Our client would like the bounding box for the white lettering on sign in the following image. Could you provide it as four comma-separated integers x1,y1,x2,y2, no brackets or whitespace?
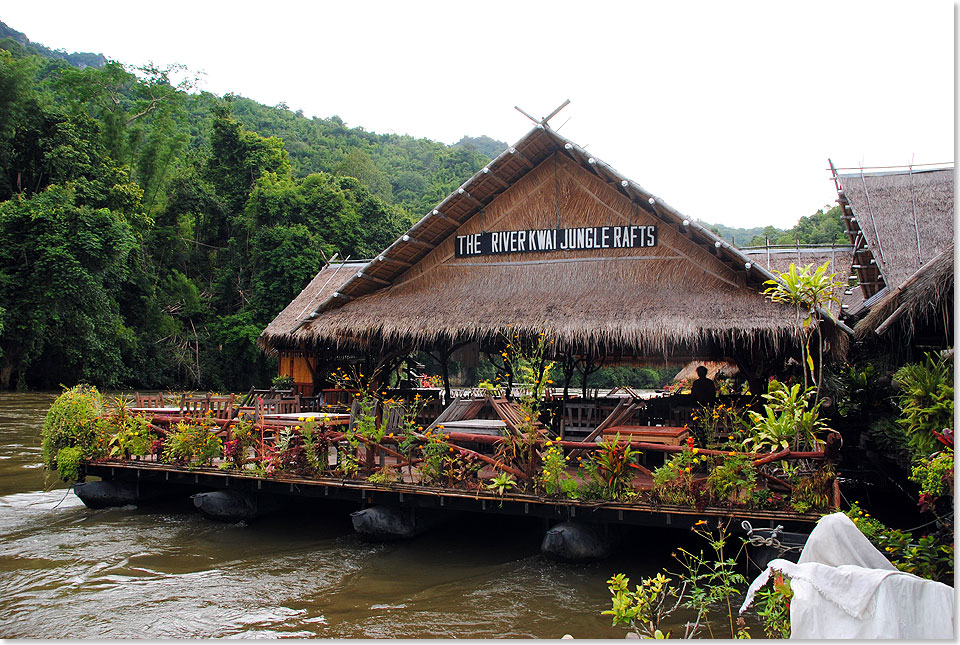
455,225,658,257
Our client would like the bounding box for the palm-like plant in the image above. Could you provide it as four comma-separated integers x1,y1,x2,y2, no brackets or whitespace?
762,262,844,402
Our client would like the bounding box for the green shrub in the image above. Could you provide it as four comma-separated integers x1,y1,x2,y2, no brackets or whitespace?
652,449,700,506
743,379,825,453
41,384,107,474
55,446,84,482
705,452,757,504
271,374,295,389
845,502,953,583
910,450,954,499
162,421,222,466
893,354,954,461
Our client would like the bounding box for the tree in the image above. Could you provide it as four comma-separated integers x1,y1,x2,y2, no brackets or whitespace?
0,182,139,388
332,148,393,203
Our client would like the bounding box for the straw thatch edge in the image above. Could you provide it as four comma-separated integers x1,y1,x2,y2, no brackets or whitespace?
854,241,954,339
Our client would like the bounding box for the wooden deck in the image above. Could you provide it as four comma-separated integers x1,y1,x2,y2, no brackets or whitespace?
82,459,824,532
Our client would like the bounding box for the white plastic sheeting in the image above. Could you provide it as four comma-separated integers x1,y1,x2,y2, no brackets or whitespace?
741,512,954,639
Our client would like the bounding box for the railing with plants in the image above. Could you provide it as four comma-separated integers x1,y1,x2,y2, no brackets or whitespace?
41,341,841,517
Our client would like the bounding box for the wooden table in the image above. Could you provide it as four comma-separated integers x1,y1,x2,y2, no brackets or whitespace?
130,407,181,415
439,419,507,436
262,412,350,426
601,425,690,446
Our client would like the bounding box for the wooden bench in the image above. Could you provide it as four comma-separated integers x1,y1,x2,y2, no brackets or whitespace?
601,425,690,446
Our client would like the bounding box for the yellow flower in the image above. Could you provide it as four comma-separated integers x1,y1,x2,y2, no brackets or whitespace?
728,451,735,456
545,441,553,446
692,448,699,454
298,416,304,422
695,519,708,526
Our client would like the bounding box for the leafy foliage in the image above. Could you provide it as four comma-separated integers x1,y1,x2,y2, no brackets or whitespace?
605,522,751,639
845,502,953,584
752,571,792,638
762,261,844,405
744,379,826,453
893,353,954,461
746,205,847,246
40,384,106,473
0,43,490,391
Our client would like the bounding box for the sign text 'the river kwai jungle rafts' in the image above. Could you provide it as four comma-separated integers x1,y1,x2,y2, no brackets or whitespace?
455,225,658,257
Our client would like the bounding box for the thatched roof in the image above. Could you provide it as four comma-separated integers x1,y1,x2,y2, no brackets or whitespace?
262,260,368,340
836,167,954,294
854,241,954,339
674,360,740,382
740,245,864,316
261,125,851,358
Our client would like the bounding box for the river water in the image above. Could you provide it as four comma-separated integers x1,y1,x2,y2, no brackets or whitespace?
0,392,704,639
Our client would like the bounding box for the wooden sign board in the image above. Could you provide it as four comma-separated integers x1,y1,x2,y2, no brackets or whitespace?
455,225,657,257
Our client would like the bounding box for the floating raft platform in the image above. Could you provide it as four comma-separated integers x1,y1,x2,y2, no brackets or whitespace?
83,460,823,533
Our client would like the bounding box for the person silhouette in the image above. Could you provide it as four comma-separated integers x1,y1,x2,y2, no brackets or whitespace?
691,365,716,405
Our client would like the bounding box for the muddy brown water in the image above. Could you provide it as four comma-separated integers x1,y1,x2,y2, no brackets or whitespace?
0,392,712,639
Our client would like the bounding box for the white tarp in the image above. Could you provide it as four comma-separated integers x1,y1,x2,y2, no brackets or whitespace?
740,512,955,639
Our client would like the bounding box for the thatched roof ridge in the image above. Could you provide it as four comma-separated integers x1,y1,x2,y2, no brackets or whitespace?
853,241,954,339
837,167,954,291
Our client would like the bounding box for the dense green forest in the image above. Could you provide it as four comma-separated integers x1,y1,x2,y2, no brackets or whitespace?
0,23,843,392
700,205,846,247
0,27,504,391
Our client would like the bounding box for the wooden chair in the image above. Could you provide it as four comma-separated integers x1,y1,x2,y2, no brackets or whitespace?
180,397,209,418
377,401,406,468
562,402,600,440
416,397,445,428
207,394,236,420
134,392,165,408
241,387,274,408
258,394,301,416
300,394,325,413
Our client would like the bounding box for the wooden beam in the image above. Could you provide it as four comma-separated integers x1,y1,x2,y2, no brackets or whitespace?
355,271,390,287
508,147,533,170
481,167,509,190
377,255,412,268
400,234,435,250
456,187,483,207
431,209,459,227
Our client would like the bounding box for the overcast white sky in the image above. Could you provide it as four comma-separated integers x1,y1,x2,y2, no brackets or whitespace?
3,1,954,229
